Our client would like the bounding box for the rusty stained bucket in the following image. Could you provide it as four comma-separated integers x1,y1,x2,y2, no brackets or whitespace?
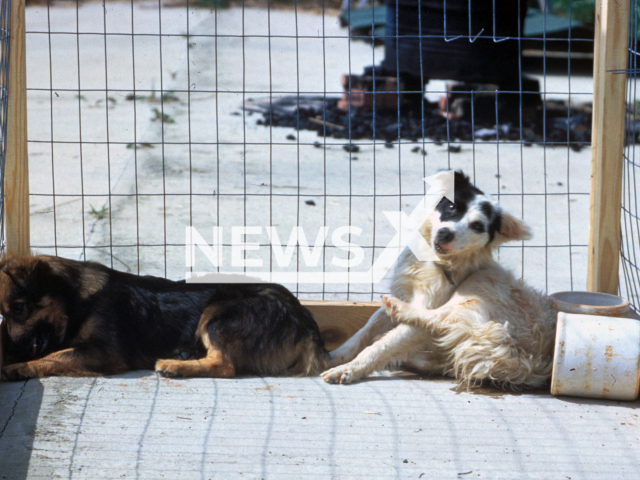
551,312,640,401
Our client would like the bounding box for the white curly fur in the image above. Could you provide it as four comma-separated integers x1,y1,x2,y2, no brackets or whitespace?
321,178,557,390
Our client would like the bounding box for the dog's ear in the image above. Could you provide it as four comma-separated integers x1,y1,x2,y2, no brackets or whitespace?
4,270,28,294
499,212,532,242
0,258,30,294
1,257,48,298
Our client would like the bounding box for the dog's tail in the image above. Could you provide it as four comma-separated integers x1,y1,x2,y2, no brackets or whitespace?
284,303,330,376
287,335,330,376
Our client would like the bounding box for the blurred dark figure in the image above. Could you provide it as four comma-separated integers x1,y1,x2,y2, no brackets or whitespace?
380,0,529,89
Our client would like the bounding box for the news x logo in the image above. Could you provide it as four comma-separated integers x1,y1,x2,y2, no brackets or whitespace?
185,170,454,284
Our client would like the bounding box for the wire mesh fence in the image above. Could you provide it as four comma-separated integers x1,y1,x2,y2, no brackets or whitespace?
621,0,640,313
17,0,625,304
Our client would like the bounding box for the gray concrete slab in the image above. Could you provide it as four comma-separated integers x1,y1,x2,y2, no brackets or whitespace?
1,374,639,479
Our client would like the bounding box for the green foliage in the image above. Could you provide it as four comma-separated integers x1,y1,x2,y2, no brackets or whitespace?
548,0,640,34
125,91,179,103
161,91,180,102
151,108,176,124
548,0,595,24
88,205,108,220
126,143,154,149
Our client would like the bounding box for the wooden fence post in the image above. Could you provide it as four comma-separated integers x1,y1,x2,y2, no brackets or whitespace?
4,0,30,257
587,0,630,294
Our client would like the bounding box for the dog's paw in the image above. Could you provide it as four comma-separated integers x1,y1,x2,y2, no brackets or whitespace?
155,360,182,378
381,295,407,318
321,365,359,385
2,363,34,381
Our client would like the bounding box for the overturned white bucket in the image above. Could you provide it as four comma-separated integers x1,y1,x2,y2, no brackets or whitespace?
551,312,640,401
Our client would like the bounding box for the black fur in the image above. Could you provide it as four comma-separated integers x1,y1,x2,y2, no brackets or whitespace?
487,212,502,243
479,201,493,219
436,171,503,243
0,256,326,378
436,171,483,221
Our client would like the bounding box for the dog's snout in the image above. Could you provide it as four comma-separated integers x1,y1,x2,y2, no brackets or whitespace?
436,228,454,244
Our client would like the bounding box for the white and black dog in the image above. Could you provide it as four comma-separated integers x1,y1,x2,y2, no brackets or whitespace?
322,171,556,389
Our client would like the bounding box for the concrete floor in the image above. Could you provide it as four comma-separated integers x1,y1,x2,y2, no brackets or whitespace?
1,374,639,479
2,3,639,479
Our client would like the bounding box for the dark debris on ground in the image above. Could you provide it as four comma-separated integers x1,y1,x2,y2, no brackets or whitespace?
246,96,594,150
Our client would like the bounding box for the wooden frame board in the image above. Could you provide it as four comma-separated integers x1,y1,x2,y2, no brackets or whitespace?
301,301,378,351
5,0,30,257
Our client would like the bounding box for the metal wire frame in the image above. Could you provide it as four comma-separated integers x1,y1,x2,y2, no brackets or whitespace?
24,0,594,300
620,0,640,313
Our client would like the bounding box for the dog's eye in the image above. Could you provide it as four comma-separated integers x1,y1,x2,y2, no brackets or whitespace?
11,302,25,316
470,221,485,233
447,203,456,212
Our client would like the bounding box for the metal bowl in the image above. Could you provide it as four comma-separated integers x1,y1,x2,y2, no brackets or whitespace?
550,291,631,317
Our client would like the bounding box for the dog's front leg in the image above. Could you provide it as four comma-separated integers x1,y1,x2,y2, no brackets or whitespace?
327,290,427,368
2,347,125,380
322,323,429,384
382,295,457,334
326,306,395,367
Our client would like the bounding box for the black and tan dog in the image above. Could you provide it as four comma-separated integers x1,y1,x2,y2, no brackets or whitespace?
0,255,327,380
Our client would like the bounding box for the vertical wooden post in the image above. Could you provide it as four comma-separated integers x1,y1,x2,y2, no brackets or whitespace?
4,0,30,257
587,0,629,294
